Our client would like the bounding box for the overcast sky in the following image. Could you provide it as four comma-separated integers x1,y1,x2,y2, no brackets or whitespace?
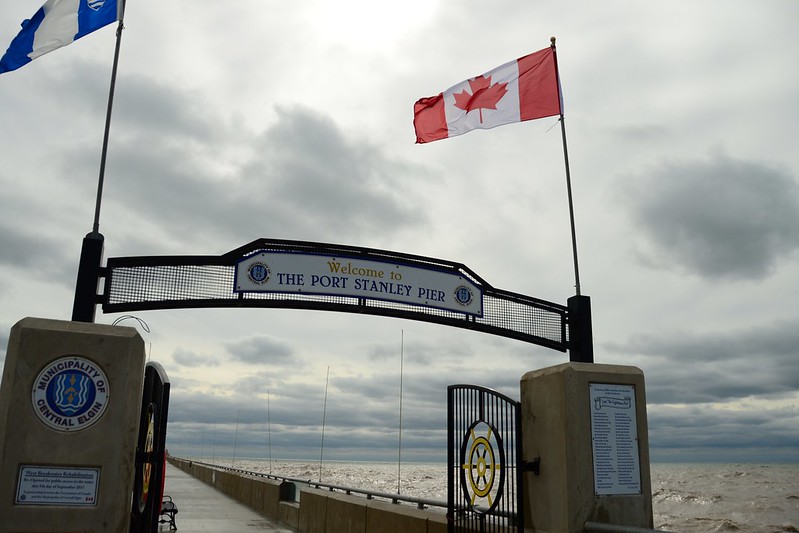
1,1,798,466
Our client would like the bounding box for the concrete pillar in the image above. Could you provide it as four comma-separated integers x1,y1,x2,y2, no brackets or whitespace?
299,487,329,533
365,500,432,533
324,491,367,533
0,317,145,533
520,363,652,532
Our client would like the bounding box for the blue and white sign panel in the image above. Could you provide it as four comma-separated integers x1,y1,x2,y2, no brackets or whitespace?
32,356,109,432
235,251,483,316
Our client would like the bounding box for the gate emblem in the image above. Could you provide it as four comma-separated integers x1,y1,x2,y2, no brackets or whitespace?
460,420,506,510
448,384,522,532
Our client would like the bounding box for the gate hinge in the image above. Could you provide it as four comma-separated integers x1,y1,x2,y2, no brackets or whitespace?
522,456,541,476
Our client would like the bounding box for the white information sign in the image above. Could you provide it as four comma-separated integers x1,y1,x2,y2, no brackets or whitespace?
235,251,483,316
15,466,100,506
589,383,641,495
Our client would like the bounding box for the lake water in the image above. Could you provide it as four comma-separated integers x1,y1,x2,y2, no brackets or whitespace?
218,458,798,532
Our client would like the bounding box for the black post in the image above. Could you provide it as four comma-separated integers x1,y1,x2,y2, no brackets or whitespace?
71,232,104,322
567,294,593,363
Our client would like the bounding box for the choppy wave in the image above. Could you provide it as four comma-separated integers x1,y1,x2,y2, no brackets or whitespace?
651,464,798,532
221,459,798,532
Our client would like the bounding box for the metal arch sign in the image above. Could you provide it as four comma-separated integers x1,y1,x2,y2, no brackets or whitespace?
100,239,571,351
234,251,484,316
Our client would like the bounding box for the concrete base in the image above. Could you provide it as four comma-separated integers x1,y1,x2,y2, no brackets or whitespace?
0,317,145,533
520,363,653,532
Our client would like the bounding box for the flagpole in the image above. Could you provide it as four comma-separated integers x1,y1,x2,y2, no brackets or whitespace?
550,37,581,296
319,366,330,483
551,37,593,363
559,116,581,296
72,5,126,323
397,329,404,495
92,16,125,236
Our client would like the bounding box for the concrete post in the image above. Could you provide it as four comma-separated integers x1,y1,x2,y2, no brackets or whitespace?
520,363,652,532
0,317,145,533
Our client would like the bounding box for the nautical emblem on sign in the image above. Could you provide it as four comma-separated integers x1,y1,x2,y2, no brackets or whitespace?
247,261,271,284
453,285,474,307
87,0,106,11
32,356,109,432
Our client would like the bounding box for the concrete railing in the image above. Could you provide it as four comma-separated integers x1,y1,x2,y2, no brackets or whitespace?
187,460,448,511
584,522,675,533
167,457,447,533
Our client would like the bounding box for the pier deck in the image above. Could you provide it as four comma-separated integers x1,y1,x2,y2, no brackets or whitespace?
159,462,295,532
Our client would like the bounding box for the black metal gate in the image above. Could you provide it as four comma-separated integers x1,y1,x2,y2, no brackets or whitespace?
130,362,171,533
447,385,523,533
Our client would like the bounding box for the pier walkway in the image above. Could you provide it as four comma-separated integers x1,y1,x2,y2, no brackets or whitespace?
159,462,296,532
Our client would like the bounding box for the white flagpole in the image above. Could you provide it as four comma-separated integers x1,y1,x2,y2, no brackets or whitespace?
232,409,240,468
319,366,330,483
267,390,273,474
397,330,404,495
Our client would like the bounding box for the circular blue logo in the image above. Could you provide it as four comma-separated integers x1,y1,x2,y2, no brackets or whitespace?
32,356,109,432
454,285,474,306
247,261,271,284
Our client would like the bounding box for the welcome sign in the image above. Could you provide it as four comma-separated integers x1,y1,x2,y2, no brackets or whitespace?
234,251,483,316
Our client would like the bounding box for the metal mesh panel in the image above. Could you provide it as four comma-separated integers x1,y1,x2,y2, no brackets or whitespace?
103,240,568,351
107,265,234,303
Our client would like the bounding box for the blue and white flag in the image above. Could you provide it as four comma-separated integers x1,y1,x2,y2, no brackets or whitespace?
1,0,121,74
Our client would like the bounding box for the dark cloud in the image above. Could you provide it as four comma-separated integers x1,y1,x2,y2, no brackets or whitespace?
605,320,799,404
622,153,799,280
230,371,285,397
0,225,77,291
0,179,81,288
113,72,224,143
649,406,799,447
225,335,294,365
0,220,61,270
164,374,451,461
238,105,430,241
87,86,431,253
0,67,432,258
172,348,221,368
611,320,799,363
26,61,224,145
366,336,469,366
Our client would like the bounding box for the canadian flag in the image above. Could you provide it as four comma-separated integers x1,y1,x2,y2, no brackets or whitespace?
413,47,561,143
